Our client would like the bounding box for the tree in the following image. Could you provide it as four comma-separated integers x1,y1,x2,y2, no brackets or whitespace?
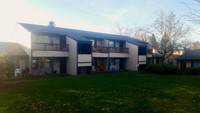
190,41,200,49
150,11,190,62
0,52,15,79
113,23,151,41
184,0,200,23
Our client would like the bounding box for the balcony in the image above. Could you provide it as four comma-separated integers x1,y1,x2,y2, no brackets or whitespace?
32,43,69,51
147,49,153,58
92,46,128,58
32,43,69,57
92,46,109,53
109,47,128,53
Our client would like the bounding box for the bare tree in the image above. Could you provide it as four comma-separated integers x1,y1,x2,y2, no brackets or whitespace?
190,41,200,49
150,11,191,62
184,0,200,23
113,23,134,37
113,23,151,41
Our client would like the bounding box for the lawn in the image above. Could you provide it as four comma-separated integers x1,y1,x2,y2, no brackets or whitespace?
0,71,200,113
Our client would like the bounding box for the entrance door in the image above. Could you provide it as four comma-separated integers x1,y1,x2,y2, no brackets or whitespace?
60,57,66,74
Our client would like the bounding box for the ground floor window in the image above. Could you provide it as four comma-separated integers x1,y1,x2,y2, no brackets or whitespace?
138,64,146,71
32,57,51,75
78,66,91,75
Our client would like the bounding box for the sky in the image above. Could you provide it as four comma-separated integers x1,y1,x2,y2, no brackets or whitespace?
0,0,199,42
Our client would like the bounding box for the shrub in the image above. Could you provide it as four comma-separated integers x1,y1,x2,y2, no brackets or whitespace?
0,53,15,79
146,64,179,74
184,67,200,75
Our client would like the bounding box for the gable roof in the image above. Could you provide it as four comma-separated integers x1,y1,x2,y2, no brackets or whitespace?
153,53,163,58
176,49,200,60
19,23,148,46
0,42,27,56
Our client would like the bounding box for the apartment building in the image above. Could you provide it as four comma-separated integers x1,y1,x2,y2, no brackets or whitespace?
13,23,149,75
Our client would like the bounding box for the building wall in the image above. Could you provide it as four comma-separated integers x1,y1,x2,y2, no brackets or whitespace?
32,51,69,57
109,53,128,58
78,54,92,67
138,55,147,65
67,37,77,75
78,54,92,62
126,42,138,71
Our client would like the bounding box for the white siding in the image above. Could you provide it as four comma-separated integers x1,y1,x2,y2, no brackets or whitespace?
139,55,146,62
139,62,146,65
126,42,138,71
92,53,108,57
78,54,92,62
109,53,128,58
32,51,69,57
78,63,92,67
67,37,77,75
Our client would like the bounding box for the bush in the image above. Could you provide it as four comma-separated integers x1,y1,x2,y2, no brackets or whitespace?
146,64,179,74
0,53,15,79
184,67,200,75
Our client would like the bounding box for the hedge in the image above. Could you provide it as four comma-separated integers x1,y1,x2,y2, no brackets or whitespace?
184,67,200,75
145,64,179,74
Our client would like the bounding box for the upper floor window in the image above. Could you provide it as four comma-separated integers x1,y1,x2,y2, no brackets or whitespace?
78,42,92,54
48,36,54,44
109,41,115,47
91,40,97,46
138,46,147,55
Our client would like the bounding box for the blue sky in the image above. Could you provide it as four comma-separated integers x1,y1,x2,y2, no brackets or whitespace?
0,0,199,42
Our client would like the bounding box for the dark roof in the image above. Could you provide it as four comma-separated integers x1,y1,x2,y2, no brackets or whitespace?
176,49,200,60
152,53,163,58
0,42,27,56
19,23,148,46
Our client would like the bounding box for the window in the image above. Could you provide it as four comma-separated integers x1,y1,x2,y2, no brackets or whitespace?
91,40,97,46
33,35,44,43
78,67,91,74
78,42,92,54
109,41,115,47
138,46,147,55
49,36,54,44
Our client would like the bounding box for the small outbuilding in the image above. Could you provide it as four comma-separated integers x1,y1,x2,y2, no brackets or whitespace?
0,42,28,75
176,49,200,70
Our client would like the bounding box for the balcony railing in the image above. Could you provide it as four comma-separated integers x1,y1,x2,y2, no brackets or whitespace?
32,43,69,51
92,46,128,53
92,46,109,53
109,47,128,53
147,49,153,54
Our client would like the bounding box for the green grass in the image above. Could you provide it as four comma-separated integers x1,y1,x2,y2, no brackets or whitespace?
0,71,200,113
